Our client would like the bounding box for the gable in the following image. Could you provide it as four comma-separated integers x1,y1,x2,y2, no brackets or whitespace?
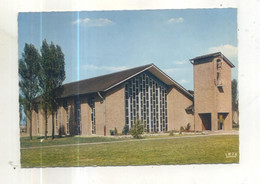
60,64,193,99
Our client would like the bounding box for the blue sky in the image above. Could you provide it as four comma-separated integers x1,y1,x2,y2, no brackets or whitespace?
18,9,237,90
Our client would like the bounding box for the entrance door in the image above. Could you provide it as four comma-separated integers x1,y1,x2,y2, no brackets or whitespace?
199,113,211,130
218,113,228,130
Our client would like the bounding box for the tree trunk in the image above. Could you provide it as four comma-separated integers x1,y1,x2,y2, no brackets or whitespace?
44,107,48,140
52,111,55,139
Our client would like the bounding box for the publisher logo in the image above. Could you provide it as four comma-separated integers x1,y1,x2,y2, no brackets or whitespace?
225,152,238,158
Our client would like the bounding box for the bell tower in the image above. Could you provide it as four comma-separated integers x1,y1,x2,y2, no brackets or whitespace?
190,52,235,131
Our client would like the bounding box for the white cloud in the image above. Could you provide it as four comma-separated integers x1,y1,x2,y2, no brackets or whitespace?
179,79,189,84
208,44,238,59
83,64,129,72
167,17,184,23
72,18,114,27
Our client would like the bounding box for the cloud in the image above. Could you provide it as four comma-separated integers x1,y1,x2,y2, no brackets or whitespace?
167,17,184,23
179,79,189,84
208,44,238,59
174,60,187,65
83,64,129,72
72,18,114,27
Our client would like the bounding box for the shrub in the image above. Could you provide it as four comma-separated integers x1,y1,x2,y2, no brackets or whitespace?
232,121,239,128
169,130,174,136
185,123,191,131
122,125,129,135
130,120,144,139
110,129,114,136
114,127,118,135
179,126,185,134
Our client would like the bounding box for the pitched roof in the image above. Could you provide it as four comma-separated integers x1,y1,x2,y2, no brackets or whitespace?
61,64,193,99
190,52,235,68
61,64,153,98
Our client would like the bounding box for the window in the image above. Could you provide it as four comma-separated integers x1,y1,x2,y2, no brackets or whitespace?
76,97,81,135
90,97,96,134
125,72,168,132
66,106,70,135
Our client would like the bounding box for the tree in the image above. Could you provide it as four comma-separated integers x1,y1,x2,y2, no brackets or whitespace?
19,43,41,140
130,120,144,139
19,94,28,130
122,124,129,135
19,94,24,126
39,39,65,139
232,79,238,112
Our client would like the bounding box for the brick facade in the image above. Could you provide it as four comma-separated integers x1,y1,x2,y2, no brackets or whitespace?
167,86,194,131
193,54,234,131
27,53,234,136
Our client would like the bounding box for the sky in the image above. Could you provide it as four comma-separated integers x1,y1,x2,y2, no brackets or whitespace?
18,9,237,91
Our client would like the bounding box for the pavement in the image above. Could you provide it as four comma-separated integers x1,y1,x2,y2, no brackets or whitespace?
21,130,239,150
201,130,239,135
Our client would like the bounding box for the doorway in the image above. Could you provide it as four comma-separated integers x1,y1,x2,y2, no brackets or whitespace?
218,113,228,130
199,113,212,130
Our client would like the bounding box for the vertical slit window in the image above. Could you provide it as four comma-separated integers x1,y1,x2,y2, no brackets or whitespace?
124,72,168,132
91,97,96,134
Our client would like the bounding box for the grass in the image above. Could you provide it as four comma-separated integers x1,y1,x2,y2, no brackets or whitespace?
20,133,198,148
20,135,239,167
20,136,129,148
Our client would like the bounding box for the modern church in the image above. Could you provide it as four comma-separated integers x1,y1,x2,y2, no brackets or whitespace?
28,52,235,136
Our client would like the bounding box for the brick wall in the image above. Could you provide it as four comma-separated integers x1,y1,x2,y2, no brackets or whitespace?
167,86,194,131
193,56,233,131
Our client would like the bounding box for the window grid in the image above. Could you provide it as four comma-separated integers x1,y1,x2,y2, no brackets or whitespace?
125,72,168,132
76,97,81,135
90,97,96,134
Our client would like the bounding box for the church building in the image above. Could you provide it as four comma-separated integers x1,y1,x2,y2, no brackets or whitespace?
28,52,234,136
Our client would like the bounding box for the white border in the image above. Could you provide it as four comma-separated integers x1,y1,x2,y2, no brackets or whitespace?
1,0,260,183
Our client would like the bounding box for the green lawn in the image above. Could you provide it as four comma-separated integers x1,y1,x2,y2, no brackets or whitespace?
20,136,129,148
20,135,239,167
20,133,196,148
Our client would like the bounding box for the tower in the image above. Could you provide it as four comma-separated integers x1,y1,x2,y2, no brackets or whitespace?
190,52,235,131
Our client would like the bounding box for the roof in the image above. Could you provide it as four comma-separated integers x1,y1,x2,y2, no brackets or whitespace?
61,64,193,99
61,64,152,98
190,52,235,68
188,90,194,95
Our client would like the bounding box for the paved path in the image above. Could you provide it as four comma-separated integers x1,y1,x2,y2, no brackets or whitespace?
21,132,238,150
